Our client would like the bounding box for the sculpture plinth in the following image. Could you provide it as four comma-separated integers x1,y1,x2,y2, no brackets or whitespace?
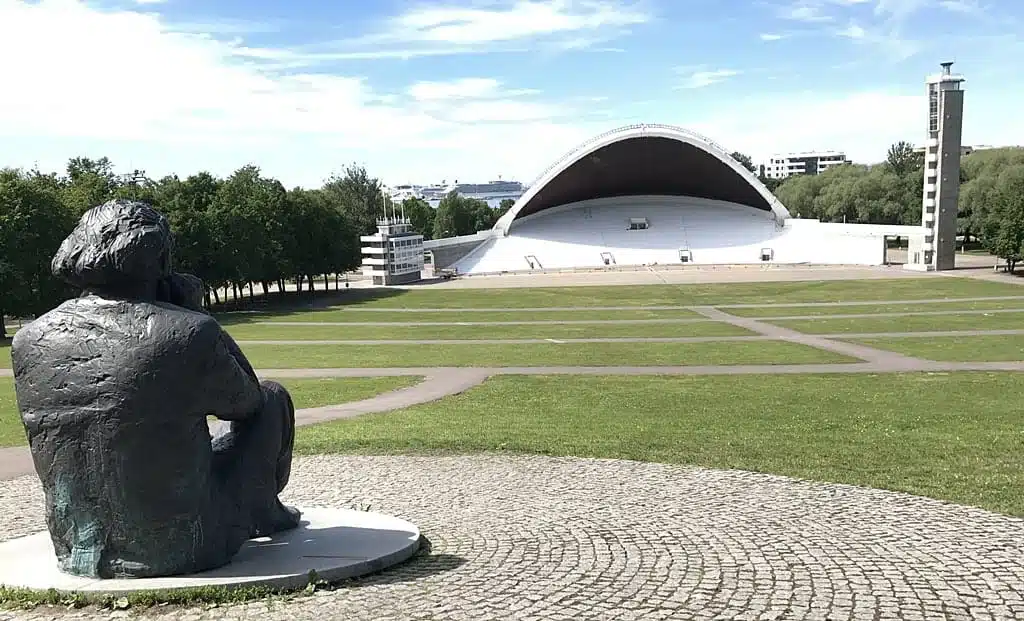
0,508,420,594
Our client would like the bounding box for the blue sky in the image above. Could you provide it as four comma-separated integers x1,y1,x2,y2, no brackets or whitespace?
0,0,1021,188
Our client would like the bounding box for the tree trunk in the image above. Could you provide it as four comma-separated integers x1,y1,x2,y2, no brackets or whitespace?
261,281,269,295
248,282,254,299
232,282,239,300
335,273,339,290
0,313,6,340
308,275,315,292
211,288,221,304
323,273,329,290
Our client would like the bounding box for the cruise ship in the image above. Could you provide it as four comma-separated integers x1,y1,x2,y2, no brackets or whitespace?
388,178,526,206
454,179,524,197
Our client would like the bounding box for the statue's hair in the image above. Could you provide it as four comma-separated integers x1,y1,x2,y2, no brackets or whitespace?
52,200,173,289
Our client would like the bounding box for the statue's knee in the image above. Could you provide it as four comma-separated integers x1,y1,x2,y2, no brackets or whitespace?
259,380,295,416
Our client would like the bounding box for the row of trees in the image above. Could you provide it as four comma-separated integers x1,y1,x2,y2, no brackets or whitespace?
3,142,1023,336
0,157,509,337
731,143,1024,264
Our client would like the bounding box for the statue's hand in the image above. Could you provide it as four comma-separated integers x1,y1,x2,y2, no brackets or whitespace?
163,273,207,313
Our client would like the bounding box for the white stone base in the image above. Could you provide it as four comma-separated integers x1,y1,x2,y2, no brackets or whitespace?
902,262,935,272
0,507,419,594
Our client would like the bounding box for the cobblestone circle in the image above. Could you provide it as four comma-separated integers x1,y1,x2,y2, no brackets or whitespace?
2,455,1023,621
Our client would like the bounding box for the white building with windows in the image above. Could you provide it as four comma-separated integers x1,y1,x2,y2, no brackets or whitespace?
360,218,425,286
761,151,851,180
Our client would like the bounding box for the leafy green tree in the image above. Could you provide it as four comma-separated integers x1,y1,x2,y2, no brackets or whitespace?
759,175,782,192
322,164,385,236
497,198,515,217
432,191,504,238
959,148,1024,244
982,164,1024,270
730,152,757,173
886,141,922,176
62,157,118,215
402,197,435,240
0,169,75,336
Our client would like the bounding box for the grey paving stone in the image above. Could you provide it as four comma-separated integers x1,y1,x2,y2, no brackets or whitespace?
1,455,1022,620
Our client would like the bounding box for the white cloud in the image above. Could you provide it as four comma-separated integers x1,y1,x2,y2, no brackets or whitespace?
778,3,834,22
1,0,1018,193
676,69,741,90
408,78,539,102
760,33,786,41
335,0,650,57
133,0,167,4
837,23,867,38
688,86,1024,167
692,91,923,163
938,0,984,14
0,0,608,187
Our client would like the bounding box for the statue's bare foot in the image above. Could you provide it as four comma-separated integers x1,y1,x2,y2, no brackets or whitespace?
253,502,302,536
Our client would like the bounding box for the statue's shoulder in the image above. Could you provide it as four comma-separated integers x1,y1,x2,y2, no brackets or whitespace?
11,298,82,349
170,306,228,345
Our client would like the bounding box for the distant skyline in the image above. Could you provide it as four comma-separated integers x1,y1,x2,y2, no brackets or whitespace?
1,0,1022,188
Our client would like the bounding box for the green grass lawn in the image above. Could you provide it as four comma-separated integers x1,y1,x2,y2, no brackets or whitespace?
0,342,8,369
238,340,853,369
0,378,18,447
295,372,1024,516
0,376,420,448
226,320,750,341
219,308,703,325
728,298,1024,317
848,335,1024,361
218,278,1024,313
771,311,1024,335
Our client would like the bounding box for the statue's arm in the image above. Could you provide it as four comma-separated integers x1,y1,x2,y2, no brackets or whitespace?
197,322,263,421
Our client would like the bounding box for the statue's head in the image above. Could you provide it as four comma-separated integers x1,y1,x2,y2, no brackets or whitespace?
52,200,173,295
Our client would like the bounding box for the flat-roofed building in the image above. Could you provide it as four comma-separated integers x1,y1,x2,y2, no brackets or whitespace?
360,218,425,286
761,151,851,180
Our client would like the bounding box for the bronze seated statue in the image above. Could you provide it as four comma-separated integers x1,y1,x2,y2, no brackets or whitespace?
11,200,300,579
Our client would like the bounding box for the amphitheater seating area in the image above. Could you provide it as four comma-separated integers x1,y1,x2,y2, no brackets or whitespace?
452,196,896,275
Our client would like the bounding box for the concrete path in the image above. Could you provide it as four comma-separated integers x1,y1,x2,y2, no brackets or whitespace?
691,307,928,367
255,318,713,326
231,328,1024,346
253,306,1024,327
292,369,489,426
315,295,1024,312
763,307,1024,321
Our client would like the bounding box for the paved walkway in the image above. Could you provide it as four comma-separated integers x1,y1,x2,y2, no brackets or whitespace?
314,295,1024,312
3,455,1023,621
693,307,925,367
253,305,1024,327
230,328,1024,345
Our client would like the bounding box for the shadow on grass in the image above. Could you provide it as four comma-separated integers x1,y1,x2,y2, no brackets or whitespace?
212,288,409,326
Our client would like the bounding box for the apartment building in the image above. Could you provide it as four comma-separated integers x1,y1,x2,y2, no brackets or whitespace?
761,151,851,180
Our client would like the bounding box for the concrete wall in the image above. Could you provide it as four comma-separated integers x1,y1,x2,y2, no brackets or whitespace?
424,234,492,269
